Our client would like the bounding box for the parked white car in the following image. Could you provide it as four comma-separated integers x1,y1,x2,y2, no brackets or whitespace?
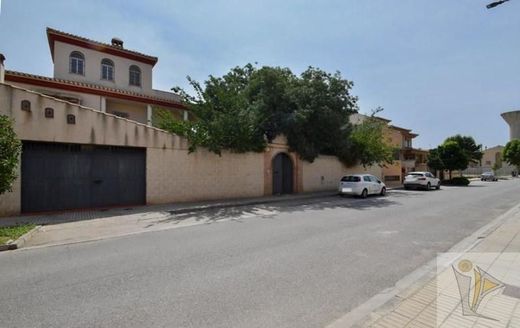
338,174,386,198
404,171,441,190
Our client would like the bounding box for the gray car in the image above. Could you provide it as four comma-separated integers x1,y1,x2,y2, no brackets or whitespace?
481,172,498,181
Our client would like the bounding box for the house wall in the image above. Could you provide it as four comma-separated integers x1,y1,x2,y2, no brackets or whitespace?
53,41,154,93
0,83,366,217
302,155,382,192
106,99,147,124
8,82,103,109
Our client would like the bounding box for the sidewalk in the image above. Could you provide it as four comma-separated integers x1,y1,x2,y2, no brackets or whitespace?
2,190,339,248
352,203,520,328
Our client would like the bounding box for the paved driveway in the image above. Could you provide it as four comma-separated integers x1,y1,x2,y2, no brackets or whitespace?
1,180,519,328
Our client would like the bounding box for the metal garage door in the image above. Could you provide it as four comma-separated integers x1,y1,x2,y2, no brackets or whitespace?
21,142,146,213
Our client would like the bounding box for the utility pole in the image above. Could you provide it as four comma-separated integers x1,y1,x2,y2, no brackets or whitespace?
486,0,511,9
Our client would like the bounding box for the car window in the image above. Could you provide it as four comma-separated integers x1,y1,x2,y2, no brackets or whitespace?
341,176,361,182
409,173,424,177
370,176,379,182
363,176,371,182
426,173,433,178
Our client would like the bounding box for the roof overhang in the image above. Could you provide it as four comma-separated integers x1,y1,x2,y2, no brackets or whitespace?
47,27,158,66
5,71,185,110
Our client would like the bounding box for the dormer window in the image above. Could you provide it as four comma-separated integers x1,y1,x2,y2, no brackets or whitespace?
129,65,141,86
101,59,114,81
69,51,85,75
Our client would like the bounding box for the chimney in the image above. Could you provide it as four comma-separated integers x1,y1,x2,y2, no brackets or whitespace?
0,53,5,84
111,38,124,48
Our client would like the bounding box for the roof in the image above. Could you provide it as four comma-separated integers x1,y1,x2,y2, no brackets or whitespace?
389,124,419,138
5,70,185,110
46,27,158,66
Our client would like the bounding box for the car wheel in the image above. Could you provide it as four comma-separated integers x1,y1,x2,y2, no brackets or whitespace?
426,182,431,191
361,189,368,198
404,185,411,190
380,187,386,196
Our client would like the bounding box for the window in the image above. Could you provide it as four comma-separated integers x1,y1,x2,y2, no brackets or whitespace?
129,65,141,86
101,59,114,81
69,51,85,75
341,176,361,182
363,176,371,182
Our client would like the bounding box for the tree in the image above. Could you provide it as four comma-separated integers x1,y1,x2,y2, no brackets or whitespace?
0,115,22,194
438,141,469,179
162,64,366,166
444,135,483,165
427,148,444,178
284,67,358,163
347,114,395,168
503,139,520,169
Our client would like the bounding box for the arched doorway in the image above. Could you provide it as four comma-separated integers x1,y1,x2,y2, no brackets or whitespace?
272,152,293,195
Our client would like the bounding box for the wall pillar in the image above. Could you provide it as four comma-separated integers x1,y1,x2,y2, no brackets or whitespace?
147,104,153,126
0,54,5,84
100,96,106,112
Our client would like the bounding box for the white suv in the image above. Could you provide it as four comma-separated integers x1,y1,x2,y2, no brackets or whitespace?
404,171,441,190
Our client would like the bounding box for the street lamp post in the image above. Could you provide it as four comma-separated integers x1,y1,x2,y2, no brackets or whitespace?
486,0,511,9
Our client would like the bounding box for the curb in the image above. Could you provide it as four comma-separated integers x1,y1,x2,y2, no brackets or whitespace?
0,225,42,252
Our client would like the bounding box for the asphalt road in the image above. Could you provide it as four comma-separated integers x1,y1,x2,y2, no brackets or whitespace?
1,179,520,328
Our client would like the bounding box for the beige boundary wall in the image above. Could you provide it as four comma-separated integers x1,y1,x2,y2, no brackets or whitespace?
0,83,371,216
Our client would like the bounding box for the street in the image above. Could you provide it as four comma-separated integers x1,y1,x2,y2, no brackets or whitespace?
1,180,520,328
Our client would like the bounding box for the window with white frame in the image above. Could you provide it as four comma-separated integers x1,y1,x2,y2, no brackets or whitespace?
101,58,114,81
129,65,141,86
69,51,85,75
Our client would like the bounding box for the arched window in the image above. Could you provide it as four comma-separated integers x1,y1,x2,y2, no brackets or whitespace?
101,59,114,81
129,65,141,86
69,51,85,75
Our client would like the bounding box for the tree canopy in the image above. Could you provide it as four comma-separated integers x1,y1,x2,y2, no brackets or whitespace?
503,139,520,168
427,135,478,179
157,64,393,168
444,135,482,165
0,115,22,194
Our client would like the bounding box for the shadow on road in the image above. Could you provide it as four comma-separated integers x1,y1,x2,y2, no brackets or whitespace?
151,190,430,226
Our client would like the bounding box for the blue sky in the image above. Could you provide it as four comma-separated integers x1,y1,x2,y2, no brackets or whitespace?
0,0,519,149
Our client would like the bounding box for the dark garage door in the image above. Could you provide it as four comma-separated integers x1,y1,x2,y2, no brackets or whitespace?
21,142,146,213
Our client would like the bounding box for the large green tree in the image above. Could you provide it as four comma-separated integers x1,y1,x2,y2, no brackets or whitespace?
437,141,469,179
503,139,520,169
0,115,22,194
444,135,483,165
159,64,390,167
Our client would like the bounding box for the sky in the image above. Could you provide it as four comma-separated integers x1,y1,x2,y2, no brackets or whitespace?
0,0,519,149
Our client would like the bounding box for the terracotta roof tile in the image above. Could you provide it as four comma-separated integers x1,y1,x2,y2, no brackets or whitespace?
47,27,158,65
5,70,185,109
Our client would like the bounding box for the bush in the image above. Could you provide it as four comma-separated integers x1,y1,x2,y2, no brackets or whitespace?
442,177,470,186
0,115,22,194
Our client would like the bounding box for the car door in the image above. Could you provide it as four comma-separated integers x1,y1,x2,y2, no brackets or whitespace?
369,175,381,194
426,172,438,185
363,176,373,194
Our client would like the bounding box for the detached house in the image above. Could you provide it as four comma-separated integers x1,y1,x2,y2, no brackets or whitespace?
6,28,187,124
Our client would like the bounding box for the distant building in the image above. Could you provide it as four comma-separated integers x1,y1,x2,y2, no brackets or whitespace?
502,110,520,141
350,113,427,186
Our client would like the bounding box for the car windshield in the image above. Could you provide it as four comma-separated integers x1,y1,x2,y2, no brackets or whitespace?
341,176,361,182
407,173,424,177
